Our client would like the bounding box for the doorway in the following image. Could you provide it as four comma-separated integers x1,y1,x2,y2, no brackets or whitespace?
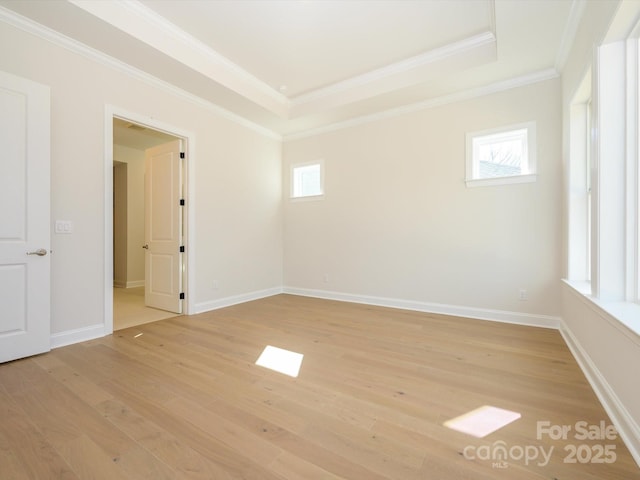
111,116,187,331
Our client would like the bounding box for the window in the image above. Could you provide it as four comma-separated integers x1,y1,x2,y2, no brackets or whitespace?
566,31,640,327
465,122,536,187
567,72,592,287
291,160,324,199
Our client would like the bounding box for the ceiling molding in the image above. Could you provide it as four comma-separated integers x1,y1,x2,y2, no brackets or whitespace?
0,6,281,140
1,1,568,143
284,68,559,142
68,0,498,120
289,31,497,118
554,0,587,72
68,0,291,117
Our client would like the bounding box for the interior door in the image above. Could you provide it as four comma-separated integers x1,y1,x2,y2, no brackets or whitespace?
0,71,50,363
144,139,183,313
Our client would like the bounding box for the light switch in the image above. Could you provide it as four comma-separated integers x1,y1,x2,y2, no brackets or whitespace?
55,220,73,234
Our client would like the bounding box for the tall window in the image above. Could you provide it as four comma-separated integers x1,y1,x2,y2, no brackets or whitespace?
568,74,592,286
570,35,640,311
465,122,536,187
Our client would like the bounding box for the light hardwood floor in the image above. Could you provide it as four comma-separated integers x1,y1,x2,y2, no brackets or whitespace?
1,294,638,479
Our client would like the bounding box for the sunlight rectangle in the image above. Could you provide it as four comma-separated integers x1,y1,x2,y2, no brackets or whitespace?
255,345,303,377
444,405,521,438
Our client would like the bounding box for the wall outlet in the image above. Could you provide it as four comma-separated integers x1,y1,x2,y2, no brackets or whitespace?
213,281,220,290
323,273,329,283
518,289,528,301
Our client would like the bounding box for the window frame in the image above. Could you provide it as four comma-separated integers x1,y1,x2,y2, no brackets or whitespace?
567,74,592,288
465,122,537,188
290,159,324,201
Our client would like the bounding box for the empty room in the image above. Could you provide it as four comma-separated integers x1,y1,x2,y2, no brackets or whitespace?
1,0,639,478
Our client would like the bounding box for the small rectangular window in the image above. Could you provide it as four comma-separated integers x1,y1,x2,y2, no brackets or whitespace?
466,122,536,187
291,160,324,199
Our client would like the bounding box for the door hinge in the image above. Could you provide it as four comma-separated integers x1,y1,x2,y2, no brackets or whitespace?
179,198,185,206
179,245,185,253
180,152,185,159
179,292,185,300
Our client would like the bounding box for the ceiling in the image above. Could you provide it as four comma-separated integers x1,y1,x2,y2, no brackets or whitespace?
0,0,579,138
113,117,177,150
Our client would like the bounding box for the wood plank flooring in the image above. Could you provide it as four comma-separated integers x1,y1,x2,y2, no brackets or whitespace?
1,294,639,479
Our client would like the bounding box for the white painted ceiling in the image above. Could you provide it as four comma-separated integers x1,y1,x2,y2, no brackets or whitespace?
113,117,177,150
0,0,578,138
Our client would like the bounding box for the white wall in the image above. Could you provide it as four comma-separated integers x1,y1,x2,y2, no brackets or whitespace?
283,78,562,322
560,0,640,461
113,144,145,287
0,20,283,336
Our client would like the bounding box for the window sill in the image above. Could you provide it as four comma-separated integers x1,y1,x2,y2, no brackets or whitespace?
290,194,324,202
466,173,537,188
563,279,640,338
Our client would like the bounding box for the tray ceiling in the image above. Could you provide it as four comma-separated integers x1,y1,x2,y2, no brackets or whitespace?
0,0,577,137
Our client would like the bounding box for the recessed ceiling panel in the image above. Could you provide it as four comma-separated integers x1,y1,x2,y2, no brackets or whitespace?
139,0,493,97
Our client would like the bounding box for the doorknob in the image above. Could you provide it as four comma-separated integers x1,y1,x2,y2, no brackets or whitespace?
26,248,47,256
142,244,149,249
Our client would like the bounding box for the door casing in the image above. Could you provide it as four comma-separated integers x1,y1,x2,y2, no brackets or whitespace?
104,105,196,334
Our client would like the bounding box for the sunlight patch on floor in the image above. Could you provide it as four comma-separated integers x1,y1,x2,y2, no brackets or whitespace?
444,405,521,438
256,345,304,377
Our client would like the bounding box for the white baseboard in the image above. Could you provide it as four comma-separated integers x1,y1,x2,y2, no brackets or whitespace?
559,319,640,467
283,286,561,329
113,280,144,288
50,323,106,349
194,287,283,314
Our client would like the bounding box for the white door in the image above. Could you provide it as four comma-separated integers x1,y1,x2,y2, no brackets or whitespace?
144,139,183,313
0,71,50,363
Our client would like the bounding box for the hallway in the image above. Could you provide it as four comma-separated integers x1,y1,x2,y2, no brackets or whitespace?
113,286,179,330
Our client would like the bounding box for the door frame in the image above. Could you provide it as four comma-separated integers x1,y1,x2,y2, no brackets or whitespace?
104,105,196,334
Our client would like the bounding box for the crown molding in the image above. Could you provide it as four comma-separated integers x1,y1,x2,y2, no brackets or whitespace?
1,1,556,144
284,68,559,141
70,0,499,121
291,31,496,107
0,6,281,140
555,0,587,72
68,0,291,118
290,31,497,118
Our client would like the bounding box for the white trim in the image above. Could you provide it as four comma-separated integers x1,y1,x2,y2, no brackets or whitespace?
68,0,289,118
125,280,145,288
290,159,324,199
559,319,640,467
284,69,559,142
563,279,640,345
104,114,114,335
283,287,561,329
104,105,198,334
0,4,557,144
625,37,639,302
465,121,537,188
50,324,105,349
465,174,537,188
290,31,496,108
0,5,280,140
194,287,283,314
555,0,587,72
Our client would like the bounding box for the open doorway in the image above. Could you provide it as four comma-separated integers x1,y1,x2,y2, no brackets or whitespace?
112,117,185,330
